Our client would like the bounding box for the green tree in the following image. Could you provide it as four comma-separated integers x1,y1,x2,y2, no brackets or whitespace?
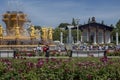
53,28,61,41
101,20,104,24
53,27,69,43
71,30,77,43
116,19,120,42
88,18,91,23
34,25,41,30
71,29,81,43
110,24,114,27
116,20,120,32
111,20,120,43
58,23,70,28
62,29,68,43
72,18,76,26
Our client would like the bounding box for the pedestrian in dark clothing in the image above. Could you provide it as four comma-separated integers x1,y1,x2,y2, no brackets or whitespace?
104,50,107,58
13,50,16,58
45,45,49,57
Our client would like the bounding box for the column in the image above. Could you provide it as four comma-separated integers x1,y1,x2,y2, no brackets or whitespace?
109,36,111,43
60,32,63,44
111,35,113,43
116,32,118,45
87,32,89,41
96,27,98,43
94,32,96,44
68,26,73,44
81,32,83,42
103,29,106,44
102,31,104,44
77,25,79,43
87,27,90,41
67,25,74,50
108,31,111,43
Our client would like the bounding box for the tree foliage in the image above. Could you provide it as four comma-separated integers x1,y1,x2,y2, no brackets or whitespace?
116,19,120,32
71,29,81,43
62,29,68,43
53,28,69,43
53,28,61,41
88,18,91,23
34,25,41,30
111,19,120,43
101,20,104,24
58,23,70,28
72,18,76,26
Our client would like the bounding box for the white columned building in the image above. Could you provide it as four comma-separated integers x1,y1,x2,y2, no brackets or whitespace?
72,17,114,44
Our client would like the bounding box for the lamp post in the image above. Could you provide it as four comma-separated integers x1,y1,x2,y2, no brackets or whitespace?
75,19,80,43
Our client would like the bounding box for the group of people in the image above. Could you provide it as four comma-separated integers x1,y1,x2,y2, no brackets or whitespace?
34,45,50,57
72,45,115,51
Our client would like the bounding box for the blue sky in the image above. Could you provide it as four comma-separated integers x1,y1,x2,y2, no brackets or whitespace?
0,0,120,28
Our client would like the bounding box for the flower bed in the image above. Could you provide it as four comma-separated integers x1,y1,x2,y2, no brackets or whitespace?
0,57,120,80
107,50,120,56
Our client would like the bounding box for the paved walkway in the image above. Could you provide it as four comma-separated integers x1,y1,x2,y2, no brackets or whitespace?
22,56,120,58
23,56,69,58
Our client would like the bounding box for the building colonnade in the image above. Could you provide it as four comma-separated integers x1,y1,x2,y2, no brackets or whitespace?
80,27,111,44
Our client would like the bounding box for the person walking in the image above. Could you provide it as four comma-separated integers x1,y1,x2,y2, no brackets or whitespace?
44,45,49,58
36,45,42,56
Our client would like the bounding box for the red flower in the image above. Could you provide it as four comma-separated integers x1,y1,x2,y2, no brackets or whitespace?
87,74,93,80
36,60,44,68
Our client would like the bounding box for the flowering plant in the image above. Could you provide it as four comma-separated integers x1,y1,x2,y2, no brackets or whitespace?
0,57,120,80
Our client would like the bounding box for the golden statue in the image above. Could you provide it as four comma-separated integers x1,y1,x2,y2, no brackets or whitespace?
42,27,48,41
49,27,53,40
0,25,3,39
15,26,20,38
30,25,35,38
35,29,39,38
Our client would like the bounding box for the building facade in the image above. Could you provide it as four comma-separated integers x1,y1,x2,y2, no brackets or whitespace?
72,17,114,44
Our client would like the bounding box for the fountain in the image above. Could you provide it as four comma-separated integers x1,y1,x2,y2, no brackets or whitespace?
0,11,54,49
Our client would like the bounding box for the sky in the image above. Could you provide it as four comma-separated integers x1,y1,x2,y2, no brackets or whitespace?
0,0,120,28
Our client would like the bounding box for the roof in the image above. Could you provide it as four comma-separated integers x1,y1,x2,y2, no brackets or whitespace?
72,22,114,31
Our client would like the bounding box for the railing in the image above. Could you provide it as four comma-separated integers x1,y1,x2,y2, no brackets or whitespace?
72,50,105,57
0,49,105,57
0,50,14,57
